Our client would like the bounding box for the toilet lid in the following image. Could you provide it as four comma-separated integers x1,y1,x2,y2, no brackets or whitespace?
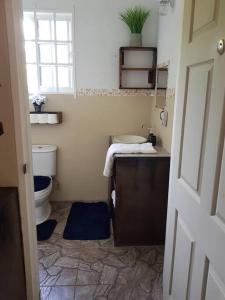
34,176,51,192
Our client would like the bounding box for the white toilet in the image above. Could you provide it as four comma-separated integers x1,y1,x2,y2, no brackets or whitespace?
32,145,57,225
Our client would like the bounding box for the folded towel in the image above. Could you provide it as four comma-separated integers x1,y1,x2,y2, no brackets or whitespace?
103,143,157,177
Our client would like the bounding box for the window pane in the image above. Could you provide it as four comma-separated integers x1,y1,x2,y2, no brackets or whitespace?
57,43,72,64
37,13,55,40
26,64,38,94
56,20,68,41
24,11,74,94
58,66,72,88
25,41,36,63
39,43,56,64
23,12,35,40
56,13,72,41
40,66,56,91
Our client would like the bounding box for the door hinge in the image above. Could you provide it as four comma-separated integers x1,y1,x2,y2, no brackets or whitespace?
23,164,27,174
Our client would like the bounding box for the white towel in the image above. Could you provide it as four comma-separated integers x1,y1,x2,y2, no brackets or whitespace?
111,190,116,207
103,143,157,177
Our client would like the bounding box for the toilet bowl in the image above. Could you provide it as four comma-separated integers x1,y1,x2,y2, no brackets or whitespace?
32,145,57,225
34,176,53,225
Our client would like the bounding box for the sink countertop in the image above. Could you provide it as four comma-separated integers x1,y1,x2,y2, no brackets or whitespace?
114,146,170,158
112,135,147,144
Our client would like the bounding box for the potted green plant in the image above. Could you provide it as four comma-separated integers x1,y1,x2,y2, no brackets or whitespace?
120,6,150,47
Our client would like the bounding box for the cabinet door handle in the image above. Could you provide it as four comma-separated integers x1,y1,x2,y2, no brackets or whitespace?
0,122,4,136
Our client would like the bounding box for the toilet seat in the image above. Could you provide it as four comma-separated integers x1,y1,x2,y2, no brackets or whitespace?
34,176,51,192
34,176,52,200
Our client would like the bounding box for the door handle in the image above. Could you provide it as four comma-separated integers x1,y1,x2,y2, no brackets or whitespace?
217,39,225,55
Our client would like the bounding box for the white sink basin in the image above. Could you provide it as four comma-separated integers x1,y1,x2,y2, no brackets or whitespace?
112,135,147,144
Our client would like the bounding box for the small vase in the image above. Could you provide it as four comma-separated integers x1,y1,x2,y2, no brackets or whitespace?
130,33,142,47
33,103,43,113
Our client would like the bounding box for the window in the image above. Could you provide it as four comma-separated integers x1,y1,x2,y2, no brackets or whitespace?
23,11,74,94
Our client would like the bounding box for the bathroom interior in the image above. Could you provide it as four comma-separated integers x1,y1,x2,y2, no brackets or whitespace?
26,0,182,299
1,0,184,299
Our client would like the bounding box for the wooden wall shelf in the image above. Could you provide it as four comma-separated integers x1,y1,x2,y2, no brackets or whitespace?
119,47,157,90
30,111,62,125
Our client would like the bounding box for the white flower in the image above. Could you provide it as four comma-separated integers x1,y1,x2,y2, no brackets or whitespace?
30,94,47,105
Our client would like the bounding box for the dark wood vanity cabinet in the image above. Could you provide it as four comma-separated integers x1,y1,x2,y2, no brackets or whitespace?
110,154,170,246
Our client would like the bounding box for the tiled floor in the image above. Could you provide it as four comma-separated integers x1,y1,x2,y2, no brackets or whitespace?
38,202,164,300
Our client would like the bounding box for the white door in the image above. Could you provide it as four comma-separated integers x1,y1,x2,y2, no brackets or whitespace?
163,1,225,299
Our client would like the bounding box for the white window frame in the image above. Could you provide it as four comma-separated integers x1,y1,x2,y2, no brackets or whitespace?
24,9,76,95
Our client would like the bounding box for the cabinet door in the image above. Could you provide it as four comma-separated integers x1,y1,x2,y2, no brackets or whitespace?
0,188,27,299
114,157,170,246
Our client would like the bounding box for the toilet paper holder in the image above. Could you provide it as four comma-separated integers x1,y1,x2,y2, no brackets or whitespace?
30,112,62,125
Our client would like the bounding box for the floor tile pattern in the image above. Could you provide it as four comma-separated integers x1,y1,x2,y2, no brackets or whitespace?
38,202,164,300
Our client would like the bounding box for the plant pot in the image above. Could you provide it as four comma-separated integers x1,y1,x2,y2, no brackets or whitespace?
33,103,43,112
130,33,142,47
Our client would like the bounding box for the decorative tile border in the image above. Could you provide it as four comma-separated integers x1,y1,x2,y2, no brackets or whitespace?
77,88,175,98
155,88,175,97
77,88,156,97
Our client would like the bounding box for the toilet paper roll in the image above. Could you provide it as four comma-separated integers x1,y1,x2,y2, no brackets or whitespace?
30,113,39,124
38,114,48,124
48,114,58,124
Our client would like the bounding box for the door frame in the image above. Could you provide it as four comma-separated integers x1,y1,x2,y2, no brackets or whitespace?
4,0,39,299
163,1,185,297
3,0,193,298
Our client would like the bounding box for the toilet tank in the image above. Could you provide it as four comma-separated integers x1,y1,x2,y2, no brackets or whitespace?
32,145,57,176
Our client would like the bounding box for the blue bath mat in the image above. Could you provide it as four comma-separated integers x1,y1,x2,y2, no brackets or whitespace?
37,219,57,241
63,202,110,240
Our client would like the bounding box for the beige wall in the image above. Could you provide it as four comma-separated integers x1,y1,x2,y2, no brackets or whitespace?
24,0,158,202
25,0,183,201
31,95,152,201
0,0,18,186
